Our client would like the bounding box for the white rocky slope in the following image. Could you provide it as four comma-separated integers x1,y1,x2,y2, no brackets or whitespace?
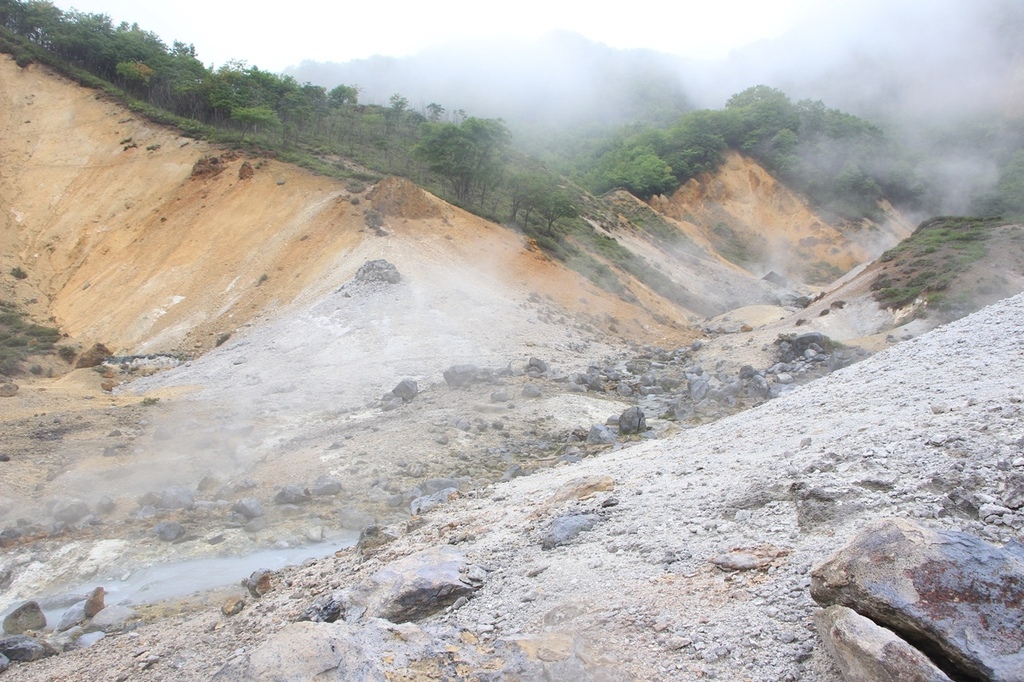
7,293,1024,680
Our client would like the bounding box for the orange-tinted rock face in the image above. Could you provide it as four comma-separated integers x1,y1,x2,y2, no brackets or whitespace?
647,151,902,284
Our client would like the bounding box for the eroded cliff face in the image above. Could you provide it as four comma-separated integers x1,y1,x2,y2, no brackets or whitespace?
647,151,912,285
0,58,696,356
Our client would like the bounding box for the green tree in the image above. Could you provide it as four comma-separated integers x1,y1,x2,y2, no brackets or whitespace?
414,117,511,205
328,84,358,107
589,143,676,198
232,105,280,137
426,102,444,122
534,188,577,232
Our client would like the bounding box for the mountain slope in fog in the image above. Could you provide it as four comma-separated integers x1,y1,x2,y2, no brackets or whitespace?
3,57,886,362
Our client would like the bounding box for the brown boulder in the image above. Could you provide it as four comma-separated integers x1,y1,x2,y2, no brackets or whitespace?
75,343,111,368
84,586,105,618
355,546,480,623
811,518,1024,681
2,602,45,635
816,605,952,682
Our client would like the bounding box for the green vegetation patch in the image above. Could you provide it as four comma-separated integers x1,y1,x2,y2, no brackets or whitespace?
0,300,62,375
871,216,1002,309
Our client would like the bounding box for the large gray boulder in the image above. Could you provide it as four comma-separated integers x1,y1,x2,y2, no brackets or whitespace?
52,499,90,523
816,605,952,682
352,547,481,623
811,518,1024,681
84,605,138,633
0,634,56,661
617,407,646,435
542,514,600,550
2,601,45,635
212,621,387,681
391,379,418,401
157,486,195,510
585,424,616,445
232,498,265,519
443,364,479,388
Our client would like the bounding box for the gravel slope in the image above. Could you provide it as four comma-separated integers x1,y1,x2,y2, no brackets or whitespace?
8,293,1023,680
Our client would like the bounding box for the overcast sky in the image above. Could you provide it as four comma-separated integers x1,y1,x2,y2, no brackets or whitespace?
49,0,833,72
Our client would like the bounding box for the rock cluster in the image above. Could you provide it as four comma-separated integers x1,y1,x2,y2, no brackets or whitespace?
812,517,1024,681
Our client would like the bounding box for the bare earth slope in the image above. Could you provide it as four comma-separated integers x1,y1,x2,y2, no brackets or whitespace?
648,151,913,284
0,58,692,358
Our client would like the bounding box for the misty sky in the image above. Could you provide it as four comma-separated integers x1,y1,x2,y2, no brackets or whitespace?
50,0,830,72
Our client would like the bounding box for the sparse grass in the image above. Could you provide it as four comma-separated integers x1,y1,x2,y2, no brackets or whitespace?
710,222,767,270
141,396,160,406
0,300,61,375
871,216,1001,309
803,260,845,285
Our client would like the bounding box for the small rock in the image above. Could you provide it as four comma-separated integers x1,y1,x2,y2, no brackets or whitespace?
360,546,479,623
299,595,343,623
84,587,105,619
521,384,542,398
392,379,418,401
243,569,273,598
501,464,524,482
221,596,246,617
243,517,268,533
586,424,616,445
352,259,401,284
708,544,778,569
443,364,479,388
527,357,549,374
157,486,194,510
550,476,615,503
274,485,311,505
74,344,111,369
0,384,18,398
310,476,342,497
541,514,600,550
232,498,265,519
154,521,184,542
410,488,458,515
356,524,398,555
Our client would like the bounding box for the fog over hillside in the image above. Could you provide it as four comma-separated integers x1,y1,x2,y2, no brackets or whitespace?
289,31,691,129
290,0,1024,123
287,0,1024,214
686,0,1024,120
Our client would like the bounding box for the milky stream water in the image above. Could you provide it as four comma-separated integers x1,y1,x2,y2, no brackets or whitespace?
32,532,358,629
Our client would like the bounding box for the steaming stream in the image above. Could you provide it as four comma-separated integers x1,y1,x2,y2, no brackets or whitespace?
34,532,358,628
